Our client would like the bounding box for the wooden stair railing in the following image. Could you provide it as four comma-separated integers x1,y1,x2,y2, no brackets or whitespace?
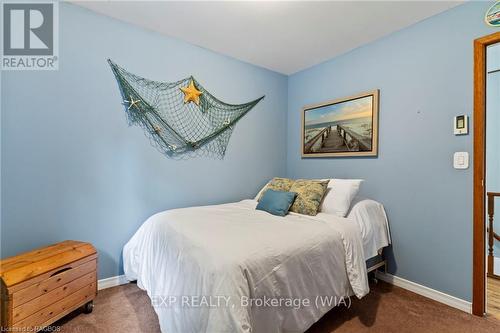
488,192,500,279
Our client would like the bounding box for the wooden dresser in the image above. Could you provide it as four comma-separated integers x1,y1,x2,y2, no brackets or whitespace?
0,240,97,331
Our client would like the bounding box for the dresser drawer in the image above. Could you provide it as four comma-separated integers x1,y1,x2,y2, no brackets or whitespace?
13,282,96,330
12,259,96,308
13,270,96,323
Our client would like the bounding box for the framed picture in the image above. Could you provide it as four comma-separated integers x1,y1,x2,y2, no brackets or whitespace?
301,90,379,158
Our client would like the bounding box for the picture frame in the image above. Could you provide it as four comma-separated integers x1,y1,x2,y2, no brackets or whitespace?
301,90,379,158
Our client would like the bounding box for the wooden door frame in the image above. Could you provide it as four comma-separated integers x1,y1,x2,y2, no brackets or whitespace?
473,32,500,316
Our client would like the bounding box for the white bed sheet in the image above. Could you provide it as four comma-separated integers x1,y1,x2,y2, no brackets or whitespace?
123,199,369,333
347,198,391,259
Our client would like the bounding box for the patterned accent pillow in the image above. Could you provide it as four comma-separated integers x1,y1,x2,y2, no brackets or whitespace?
289,179,329,216
257,177,295,201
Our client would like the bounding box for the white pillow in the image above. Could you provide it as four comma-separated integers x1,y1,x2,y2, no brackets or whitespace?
320,179,363,217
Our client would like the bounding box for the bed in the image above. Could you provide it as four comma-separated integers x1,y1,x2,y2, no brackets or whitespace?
123,197,390,333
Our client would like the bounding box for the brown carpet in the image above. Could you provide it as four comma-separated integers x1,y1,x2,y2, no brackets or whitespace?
55,281,500,333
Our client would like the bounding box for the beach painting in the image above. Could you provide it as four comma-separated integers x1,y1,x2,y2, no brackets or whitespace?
301,90,379,157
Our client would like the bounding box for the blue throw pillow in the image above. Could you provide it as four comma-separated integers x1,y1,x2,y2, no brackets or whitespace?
256,189,297,217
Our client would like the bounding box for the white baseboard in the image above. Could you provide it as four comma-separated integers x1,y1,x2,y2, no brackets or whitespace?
375,271,472,314
98,274,129,290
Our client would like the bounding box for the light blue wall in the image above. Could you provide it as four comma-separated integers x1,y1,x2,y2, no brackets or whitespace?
0,3,288,279
487,43,500,257
286,2,497,301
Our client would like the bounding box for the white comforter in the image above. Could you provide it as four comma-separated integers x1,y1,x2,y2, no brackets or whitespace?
123,200,369,333
348,198,391,259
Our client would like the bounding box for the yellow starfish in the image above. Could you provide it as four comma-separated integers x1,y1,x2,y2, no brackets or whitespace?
180,80,202,105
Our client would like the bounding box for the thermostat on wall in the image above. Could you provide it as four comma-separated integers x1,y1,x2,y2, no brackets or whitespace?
454,115,468,135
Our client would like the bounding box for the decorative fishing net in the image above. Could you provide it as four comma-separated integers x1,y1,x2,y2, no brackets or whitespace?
108,59,264,159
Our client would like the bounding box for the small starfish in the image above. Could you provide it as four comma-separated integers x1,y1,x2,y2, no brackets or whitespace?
223,118,232,130
123,96,141,110
153,125,162,134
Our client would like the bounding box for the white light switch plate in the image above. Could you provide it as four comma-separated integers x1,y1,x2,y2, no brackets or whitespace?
453,152,469,169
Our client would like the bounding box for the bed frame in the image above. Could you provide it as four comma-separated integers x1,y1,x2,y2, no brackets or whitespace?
366,253,387,274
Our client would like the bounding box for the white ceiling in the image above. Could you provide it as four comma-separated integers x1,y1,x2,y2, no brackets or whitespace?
74,1,463,75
